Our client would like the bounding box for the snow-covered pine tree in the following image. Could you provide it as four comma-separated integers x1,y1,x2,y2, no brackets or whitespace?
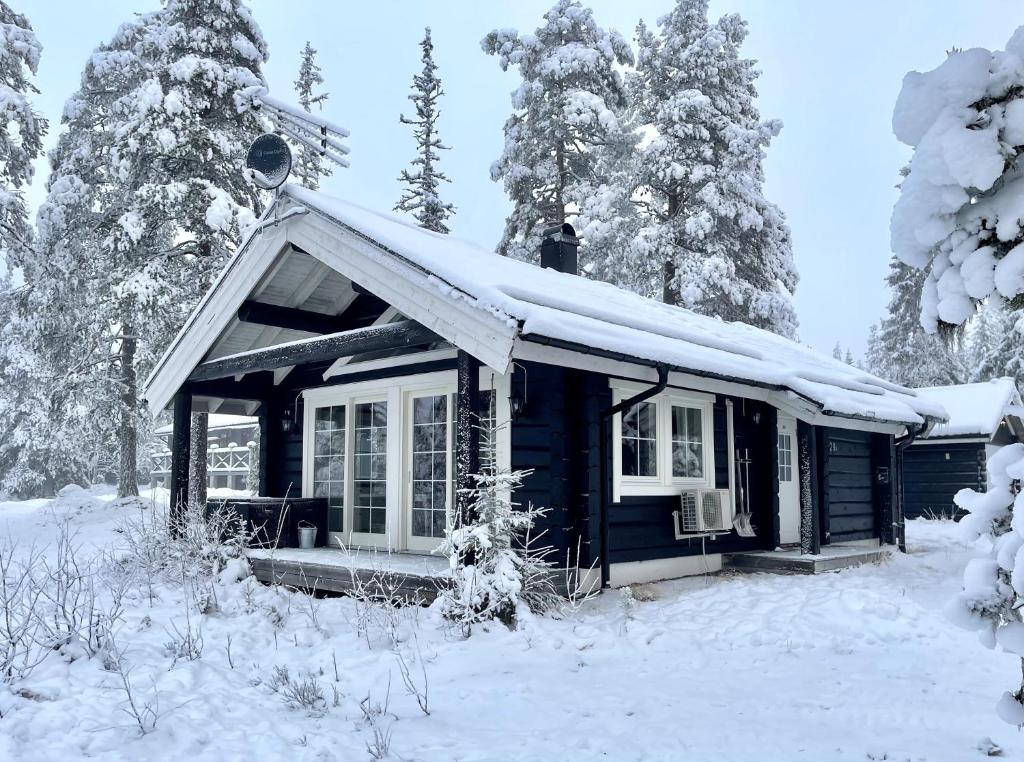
892,26,1024,724
630,0,798,338
483,0,634,263
865,257,967,387
394,27,454,234
831,342,842,361
0,5,90,498
293,41,331,191
27,0,268,500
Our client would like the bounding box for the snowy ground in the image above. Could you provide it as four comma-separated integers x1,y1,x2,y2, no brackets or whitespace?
0,487,1020,761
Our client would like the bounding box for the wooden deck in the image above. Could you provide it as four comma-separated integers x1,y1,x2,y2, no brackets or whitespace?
247,547,450,603
723,543,891,574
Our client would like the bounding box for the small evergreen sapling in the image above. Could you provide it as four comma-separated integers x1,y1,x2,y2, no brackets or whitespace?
395,28,454,234
439,467,554,632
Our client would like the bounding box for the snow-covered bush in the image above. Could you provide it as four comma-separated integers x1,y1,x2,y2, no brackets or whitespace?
891,27,1024,332
948,444,1024,724
439,468,556,632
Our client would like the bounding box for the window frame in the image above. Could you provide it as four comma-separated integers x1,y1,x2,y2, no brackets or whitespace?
611,380,716,501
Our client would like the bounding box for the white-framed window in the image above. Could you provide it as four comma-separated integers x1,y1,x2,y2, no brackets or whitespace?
611,379,715,500
777,432,793,482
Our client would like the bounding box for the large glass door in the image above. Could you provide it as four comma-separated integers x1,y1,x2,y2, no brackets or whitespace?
406,392,452,552
312,405,346,534
351,400,389,545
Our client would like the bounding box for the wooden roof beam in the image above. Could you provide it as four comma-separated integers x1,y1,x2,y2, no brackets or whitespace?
187,320,440,383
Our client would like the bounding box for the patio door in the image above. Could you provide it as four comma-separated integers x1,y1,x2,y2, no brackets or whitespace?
349,398,391,549
404,390,453,552
777,413,800,545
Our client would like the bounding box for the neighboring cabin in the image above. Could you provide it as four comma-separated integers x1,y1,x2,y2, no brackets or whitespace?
904,379,1024,520
150,414,257,492
141,185,945,588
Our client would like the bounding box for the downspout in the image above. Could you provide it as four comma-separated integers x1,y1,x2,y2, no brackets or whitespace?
893,421,928,552
598,365,670,589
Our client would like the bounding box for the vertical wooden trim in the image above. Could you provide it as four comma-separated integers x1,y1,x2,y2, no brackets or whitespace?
257,402,270,497
456,351,481,527
169,391,192,525
770,407,781,549
818,428,831,547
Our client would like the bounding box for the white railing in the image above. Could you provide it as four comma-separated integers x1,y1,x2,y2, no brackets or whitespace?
150,444,253,483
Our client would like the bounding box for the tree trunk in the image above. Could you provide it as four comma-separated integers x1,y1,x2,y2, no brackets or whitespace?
663,193,681,305
188,412,208,508
117,312,139,498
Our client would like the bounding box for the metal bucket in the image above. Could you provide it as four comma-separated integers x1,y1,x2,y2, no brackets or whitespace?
298,525,317,549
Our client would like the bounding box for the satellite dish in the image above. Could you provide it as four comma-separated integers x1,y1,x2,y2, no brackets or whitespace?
246,133,292,190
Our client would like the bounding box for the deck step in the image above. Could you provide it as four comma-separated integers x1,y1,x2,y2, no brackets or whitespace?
723,546,891,574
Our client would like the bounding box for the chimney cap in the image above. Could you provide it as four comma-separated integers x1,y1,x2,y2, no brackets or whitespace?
541,222,578,242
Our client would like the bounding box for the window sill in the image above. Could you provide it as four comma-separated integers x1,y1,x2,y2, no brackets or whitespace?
619,479,713,498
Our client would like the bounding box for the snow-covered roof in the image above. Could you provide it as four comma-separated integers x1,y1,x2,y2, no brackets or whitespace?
269,185,945,427
154,414,256,436
914,379,1022,439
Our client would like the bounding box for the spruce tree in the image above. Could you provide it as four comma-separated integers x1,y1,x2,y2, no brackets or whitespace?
27,0,268,499
293,41,331,191
394,28,454,234
0,1,45,269
865,257,967,387
971,300,1024,386
483,0,633,262
630,0,798,338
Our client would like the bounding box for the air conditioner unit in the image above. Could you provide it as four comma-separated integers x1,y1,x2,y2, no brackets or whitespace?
675,489,733,536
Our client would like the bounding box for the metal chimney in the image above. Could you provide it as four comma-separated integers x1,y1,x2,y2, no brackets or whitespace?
540,222,579,276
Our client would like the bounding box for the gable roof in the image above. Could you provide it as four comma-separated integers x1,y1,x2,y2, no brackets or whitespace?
144,184,946,428
914,378,1022,439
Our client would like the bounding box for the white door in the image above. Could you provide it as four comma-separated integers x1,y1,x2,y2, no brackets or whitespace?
776,413,800,545
404,390,453,552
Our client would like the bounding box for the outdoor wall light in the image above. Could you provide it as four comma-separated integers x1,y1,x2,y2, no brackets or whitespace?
509,394,526,420
281,393,302,434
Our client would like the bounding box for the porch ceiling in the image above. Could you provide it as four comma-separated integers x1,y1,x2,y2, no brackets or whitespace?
204,246,362,362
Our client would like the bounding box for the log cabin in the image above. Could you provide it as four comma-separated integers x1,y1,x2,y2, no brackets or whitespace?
903,379,1023,520
142,185,946,589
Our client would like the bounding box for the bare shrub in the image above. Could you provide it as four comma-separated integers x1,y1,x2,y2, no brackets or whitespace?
0,542,46,683
360,678,394,760
32,522,125,659
336,545,426,649
394,633,429,716
106,640,161,736
270,665,327,716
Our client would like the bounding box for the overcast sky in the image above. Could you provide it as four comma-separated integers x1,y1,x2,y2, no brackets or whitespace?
21,0,1024,357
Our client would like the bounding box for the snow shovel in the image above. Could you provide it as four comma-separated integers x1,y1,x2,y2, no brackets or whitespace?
733,447,756,538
